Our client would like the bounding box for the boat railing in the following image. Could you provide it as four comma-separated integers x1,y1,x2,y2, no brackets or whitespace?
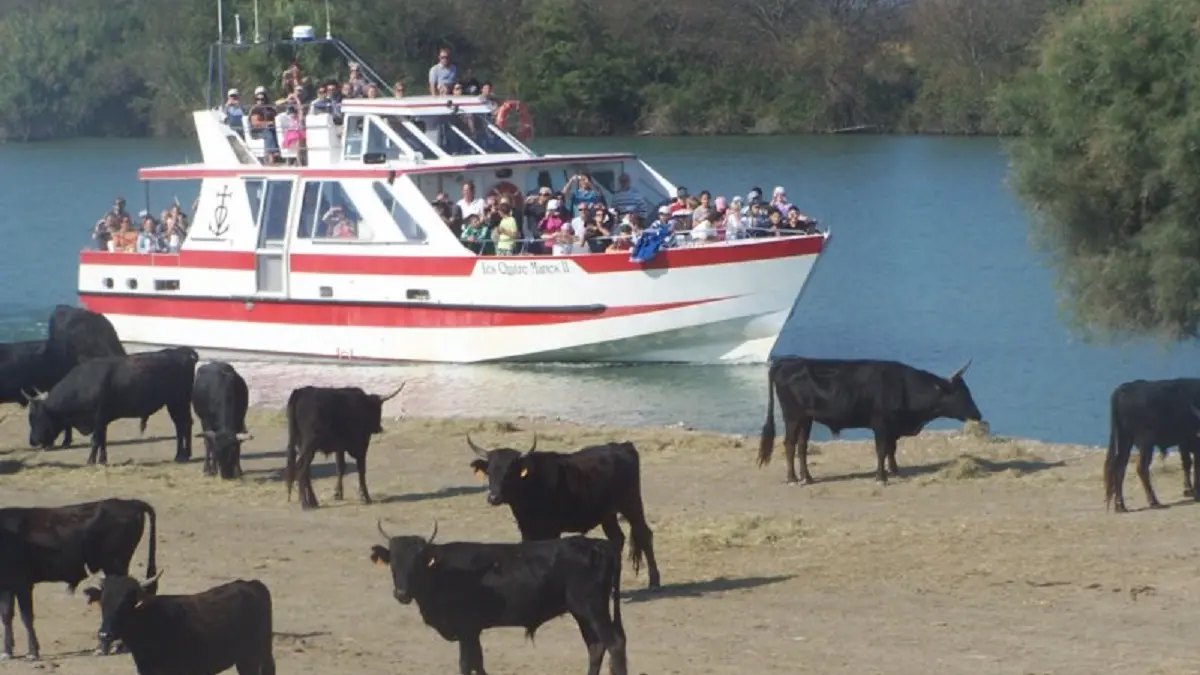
457,225,825,256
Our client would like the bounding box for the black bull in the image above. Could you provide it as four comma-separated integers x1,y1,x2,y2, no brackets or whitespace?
466,435,662,590
1103,378,1200,513
0,498,158,661
757,357,984,484
370,520,628,675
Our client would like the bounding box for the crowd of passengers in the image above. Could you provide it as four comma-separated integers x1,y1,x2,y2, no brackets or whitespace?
219,46,495,165
438,174,821,256
90,197,191,253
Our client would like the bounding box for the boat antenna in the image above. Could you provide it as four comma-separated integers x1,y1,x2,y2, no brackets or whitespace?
324,0,332,39
235,13,242,45
217,0,225,43
253,0,261,43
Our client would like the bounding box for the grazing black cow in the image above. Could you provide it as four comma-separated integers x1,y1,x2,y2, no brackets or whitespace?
82,572,275,675
0,498,157,660
192,361,252,479
370,520,628,675
467,436,662,590
283,382,406,510
0,305,127,448
1103,378,1200,512
26,346,198,465
757,357,984,485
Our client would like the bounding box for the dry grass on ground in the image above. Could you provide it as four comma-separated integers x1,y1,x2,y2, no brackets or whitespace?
1,407,1198,674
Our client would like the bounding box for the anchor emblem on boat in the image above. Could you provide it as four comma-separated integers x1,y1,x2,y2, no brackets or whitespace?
210,185,232,237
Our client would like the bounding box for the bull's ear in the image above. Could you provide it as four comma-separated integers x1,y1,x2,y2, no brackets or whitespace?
83,587,101,607
470,459,487,481
370,545,391,567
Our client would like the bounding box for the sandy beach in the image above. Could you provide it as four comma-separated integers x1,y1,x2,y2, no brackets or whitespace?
0,406,1195,675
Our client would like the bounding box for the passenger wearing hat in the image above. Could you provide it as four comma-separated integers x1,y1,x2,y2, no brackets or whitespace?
221,89,245,136
248,85,280,163
770,186,794,215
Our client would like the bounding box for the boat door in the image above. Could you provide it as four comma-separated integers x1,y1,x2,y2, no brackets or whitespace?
251,178,295,295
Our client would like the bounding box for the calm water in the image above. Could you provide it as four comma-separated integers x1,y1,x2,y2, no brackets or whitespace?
1,134,1197,446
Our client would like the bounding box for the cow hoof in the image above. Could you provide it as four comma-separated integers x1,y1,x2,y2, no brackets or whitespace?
1149,502,1166,510
24,654,38,662
174,456,190,464
0,653,11,661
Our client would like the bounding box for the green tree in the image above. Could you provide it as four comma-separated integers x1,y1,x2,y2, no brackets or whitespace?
995,0,1200,341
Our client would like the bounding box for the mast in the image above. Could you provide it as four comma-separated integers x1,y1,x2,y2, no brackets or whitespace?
324,0,332,39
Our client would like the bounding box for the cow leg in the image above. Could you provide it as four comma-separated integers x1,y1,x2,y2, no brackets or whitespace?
297,447,320,510
333,450,346,501
354,451,372,504
872,433,894,485
600,514,627,560
886,444,901,477
90,421,110,465
0,590,13,659
457,633,486,675
60,427,73,448
202,436,216,476
786,417,815,485
1182,448,1195,498
12,588,38,661
168,402,192,462
573,615,607,675
1135,443,1163,509
616,503,661,590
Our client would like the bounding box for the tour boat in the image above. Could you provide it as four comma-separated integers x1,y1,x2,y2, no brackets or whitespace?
76,24,831,364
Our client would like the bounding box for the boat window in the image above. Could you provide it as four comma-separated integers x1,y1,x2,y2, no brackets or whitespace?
468,116,520,154
256,180,293,249
435,119,483,157
344,116,365,158
591,170,617,193
296,181,371,241
395,120,441,160
243,178,265,225
373,182,427,241
366,118,405,160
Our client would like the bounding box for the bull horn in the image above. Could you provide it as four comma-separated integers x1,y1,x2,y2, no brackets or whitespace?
427,520,438,544
235,432,254,441
525,432,538,456
466,434,488,460
377,518,393,544
142,568,164,589
20,389,34,403
379,382,406,403
948,358,973,381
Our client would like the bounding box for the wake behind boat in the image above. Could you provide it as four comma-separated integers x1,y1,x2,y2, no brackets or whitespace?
77,10,830,365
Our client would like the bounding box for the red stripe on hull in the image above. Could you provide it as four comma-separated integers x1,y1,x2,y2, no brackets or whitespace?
79,235,823,276
77,294,731,328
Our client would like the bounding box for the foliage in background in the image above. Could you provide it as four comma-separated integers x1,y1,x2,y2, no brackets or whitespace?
994,0,1200,342
0,0,1073,141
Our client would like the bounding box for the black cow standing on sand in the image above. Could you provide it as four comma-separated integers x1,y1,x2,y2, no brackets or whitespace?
26,346,199,465
283,383,406,510
1103,378,1200,513
82,571,276,675
192,361,252,479
370,520,628,675
0,498,158,660
757,357,984,485
0,305,127,448
467,436,662,590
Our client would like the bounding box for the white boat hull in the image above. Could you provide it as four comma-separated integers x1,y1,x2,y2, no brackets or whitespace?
80,236,827,364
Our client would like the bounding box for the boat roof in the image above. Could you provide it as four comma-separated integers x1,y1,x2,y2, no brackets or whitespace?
138,152,640,180
339,96,498,117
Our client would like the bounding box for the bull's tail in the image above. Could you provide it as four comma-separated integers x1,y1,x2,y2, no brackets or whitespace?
757,368,777,467
283,391,301,502
1104,392,1122,510
137,500,159,594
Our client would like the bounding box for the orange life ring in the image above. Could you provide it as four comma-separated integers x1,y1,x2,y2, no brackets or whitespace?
491,180,525,209
495,100,534,142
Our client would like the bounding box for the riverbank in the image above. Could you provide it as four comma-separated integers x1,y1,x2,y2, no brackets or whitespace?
1,407,1194,674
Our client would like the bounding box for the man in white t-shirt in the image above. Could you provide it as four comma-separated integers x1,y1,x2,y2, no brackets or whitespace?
455,181,485,222
428,47,458,96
